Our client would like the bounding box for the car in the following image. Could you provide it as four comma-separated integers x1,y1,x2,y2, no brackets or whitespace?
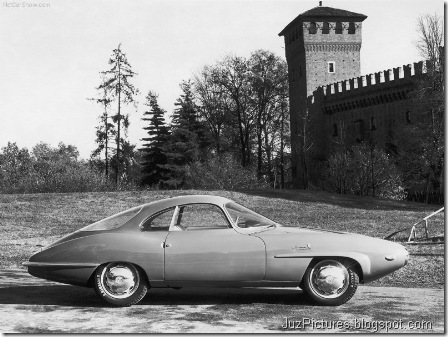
23,195,409,307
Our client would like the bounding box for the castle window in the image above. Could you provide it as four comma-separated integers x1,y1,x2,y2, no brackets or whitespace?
328,62,335,73
335,22,342,34
309,22,317,34
370,117,377,131
348,22,356,34
406,111,411,123
332,123,338,137
354,119,365,142
322,22,330,34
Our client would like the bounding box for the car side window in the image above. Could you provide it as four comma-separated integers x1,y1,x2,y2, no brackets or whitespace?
140,208,174,231
174,204,230,230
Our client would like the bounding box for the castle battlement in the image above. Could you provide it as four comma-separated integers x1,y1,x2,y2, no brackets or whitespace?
312,60,431,102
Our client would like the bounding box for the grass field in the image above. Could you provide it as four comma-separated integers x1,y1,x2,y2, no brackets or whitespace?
0,189,444,288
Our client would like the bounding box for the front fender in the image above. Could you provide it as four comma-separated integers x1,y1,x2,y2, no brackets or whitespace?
274,251,371,283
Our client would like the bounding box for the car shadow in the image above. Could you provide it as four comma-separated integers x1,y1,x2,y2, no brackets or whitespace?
141,287,306,306
0,283,307,307
0,284,104,307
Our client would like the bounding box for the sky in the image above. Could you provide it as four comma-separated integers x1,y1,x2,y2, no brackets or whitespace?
0,0,444,159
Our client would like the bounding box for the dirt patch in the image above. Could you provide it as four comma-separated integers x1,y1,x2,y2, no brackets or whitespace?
0,269,444,333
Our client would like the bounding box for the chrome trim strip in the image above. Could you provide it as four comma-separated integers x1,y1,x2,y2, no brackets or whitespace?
274,252,363,259
22,262,99,268
275,253,320,258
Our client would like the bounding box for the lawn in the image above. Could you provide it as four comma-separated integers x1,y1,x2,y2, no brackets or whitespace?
0,189,444,288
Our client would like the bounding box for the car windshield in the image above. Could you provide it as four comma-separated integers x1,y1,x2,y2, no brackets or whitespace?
225,202,278,229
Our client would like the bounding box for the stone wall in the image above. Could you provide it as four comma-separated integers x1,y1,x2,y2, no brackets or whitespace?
308,61,430,166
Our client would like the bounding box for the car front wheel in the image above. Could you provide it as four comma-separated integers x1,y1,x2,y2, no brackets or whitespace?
93,262,148,306
302,259,358,306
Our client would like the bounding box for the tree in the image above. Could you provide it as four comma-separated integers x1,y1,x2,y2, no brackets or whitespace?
0,142,33,192
186,153,268,190
213,55,254,167
323,143,406,200
268,94,290,188
416,13,444,67
172,80,210,158
161,128,199,188
191,52,291,187
193,65,233,156
248,49,289,182
115,140,139,184
394,13,444,202
99,43,138,184
160,81,204,188
140,91,169,186
89,77,115,178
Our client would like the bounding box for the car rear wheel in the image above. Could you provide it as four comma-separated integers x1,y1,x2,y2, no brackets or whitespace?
302,259,358,306
94,262,148,306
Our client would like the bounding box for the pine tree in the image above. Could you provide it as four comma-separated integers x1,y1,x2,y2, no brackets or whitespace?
140,91,169,186
99,43,138,184
161,128,199,188
160,81,208,188
172,80,210,158
89,77,115,178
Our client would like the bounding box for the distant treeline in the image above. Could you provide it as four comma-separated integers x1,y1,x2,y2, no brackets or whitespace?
406,191,444,205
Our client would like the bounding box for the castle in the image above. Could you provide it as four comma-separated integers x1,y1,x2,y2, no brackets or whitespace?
279,2,428,188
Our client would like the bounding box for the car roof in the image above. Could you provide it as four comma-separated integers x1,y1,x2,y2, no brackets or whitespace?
117,195,235,232
140,194,233,212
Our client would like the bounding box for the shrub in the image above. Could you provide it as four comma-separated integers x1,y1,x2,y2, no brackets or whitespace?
185,154,270,190
321,143,407,200
0,142,136,194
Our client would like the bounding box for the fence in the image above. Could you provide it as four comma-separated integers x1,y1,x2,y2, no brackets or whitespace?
384,207,444,243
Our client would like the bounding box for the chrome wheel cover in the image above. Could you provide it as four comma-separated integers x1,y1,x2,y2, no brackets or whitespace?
100,263,139,299
308,260,349,299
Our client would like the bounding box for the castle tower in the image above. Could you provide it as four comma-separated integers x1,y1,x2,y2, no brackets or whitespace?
279,3,367,188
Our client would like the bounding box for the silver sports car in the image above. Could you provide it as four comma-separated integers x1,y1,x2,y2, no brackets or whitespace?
24,195,409,306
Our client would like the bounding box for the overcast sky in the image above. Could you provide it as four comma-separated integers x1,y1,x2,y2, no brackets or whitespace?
0,0,444,159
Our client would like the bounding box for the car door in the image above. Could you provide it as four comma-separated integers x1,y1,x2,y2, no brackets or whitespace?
137,207,174,281
164,203,266,281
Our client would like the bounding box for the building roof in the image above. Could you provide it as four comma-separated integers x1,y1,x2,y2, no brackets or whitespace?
279,5,367,36
300,6,367,19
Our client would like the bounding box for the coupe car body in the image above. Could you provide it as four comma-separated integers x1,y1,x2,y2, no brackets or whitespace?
24,195,409,306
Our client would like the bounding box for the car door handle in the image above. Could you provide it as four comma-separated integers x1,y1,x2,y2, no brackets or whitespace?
162,242,172,248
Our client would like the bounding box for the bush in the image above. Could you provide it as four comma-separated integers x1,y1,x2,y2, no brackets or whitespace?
185,154,270,190
0,142,136,194
321,143,407,200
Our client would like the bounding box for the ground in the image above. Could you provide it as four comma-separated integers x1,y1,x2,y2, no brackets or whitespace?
0,269,443,333
0,189,444,333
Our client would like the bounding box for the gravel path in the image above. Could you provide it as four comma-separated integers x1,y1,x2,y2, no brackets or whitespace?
0,269,444,333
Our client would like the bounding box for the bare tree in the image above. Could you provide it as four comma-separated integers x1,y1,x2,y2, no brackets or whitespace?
193,65,232,156
393,13,445,202
416,13,444,67
213,55,254,167
249,50,288,180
